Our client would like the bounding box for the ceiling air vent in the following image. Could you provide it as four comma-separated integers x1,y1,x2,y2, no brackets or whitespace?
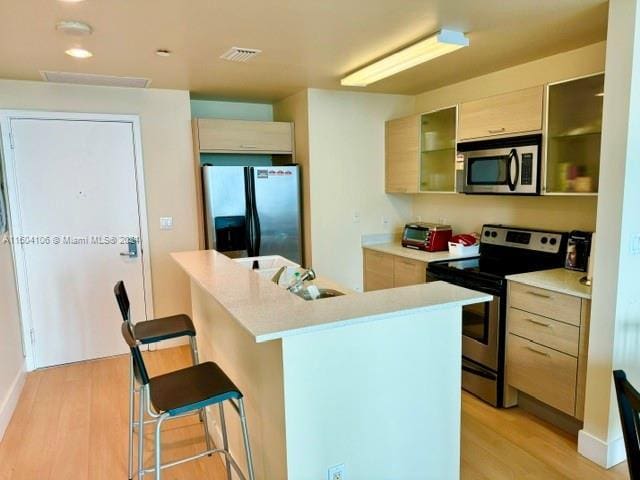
220,47,262,63
40,71,152,88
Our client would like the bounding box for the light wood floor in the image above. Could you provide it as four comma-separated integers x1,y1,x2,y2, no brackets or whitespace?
0,346,630,480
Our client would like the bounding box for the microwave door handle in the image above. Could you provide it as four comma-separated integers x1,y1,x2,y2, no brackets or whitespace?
507,148,519,192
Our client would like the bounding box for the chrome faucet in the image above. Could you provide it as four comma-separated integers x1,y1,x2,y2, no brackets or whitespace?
287,268,316,292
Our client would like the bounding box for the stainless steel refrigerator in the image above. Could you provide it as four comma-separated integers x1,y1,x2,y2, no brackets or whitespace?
202,165,302,264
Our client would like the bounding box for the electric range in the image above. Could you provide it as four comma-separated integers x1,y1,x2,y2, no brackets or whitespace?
427,224,568,407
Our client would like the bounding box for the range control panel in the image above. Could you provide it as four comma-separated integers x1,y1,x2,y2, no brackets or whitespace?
480,225,565,254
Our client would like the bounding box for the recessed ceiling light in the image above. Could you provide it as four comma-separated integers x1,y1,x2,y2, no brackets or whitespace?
65,47,93,59
56,20,93,36
341,29,469,87
155,49,172,57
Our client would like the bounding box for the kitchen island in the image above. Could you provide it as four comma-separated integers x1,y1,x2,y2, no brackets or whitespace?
172,249,491,480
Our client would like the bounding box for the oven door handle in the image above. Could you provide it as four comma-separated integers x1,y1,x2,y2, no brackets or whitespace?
506,148,520,192
462,363,496,380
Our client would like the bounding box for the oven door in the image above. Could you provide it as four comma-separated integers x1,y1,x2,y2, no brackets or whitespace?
461,293,501,370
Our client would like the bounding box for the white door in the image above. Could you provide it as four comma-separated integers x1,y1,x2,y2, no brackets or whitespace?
8,118,148,368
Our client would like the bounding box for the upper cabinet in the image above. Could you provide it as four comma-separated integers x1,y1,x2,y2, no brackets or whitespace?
196,118,294,154
544,73,604,195
385,108,457,194
420,106,457,192
458,86,544,141
385,114,420,193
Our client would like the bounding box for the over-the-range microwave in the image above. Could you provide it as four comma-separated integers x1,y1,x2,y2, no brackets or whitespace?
456,134,542,195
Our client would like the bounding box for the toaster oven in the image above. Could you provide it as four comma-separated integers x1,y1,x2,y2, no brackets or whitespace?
402,222,452,252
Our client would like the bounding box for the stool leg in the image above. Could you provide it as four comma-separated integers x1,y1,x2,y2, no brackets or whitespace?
139,385,146,478
238,398,255,480
155,414,169,480
128,357,135,480
189,337,213,452
219,403,232,480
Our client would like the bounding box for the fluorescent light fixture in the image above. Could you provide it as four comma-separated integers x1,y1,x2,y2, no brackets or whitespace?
341,29,469,87
65,47,93,58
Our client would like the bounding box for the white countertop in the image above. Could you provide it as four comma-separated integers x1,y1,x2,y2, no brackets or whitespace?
172,249,492,343
363,242,477,263
506,268,592,299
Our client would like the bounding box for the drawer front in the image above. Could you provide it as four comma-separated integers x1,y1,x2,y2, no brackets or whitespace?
364,250,394,291
393,256,426,287
507,334,577,416
509,308,579,356
510,282,581,326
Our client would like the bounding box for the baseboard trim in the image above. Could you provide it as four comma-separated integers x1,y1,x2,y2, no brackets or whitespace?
578,429,626,468
0,363,26,442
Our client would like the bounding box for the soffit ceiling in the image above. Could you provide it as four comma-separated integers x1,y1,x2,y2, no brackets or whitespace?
0,0,608,102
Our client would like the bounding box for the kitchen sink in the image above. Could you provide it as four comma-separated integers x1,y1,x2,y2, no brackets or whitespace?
295,287,345,301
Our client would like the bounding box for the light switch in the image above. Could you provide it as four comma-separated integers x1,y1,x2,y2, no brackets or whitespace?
352,211,361,224
160,217,174,230
631,233,640,255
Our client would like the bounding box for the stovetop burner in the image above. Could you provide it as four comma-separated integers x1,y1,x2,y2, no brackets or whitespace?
428,224,569,292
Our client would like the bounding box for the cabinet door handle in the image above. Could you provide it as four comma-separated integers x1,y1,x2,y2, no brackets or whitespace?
526,290,552,299
526,346,550,357
241,144,259,149
488,127,506,134
525,318,551,328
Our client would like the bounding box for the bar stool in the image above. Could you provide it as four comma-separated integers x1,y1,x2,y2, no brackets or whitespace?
121,321,256,480
113,281,213,480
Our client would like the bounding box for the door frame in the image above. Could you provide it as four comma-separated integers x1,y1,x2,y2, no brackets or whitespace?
0,110,154,371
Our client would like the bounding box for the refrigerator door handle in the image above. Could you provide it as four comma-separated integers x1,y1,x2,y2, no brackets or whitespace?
248,167,261,256
244,167,261,257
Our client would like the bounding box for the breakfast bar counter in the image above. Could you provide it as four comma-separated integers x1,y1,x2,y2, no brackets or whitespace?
172,249,491,480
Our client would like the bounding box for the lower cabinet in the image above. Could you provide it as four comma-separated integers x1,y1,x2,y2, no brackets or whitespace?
363,249,427,291
506,281,590,419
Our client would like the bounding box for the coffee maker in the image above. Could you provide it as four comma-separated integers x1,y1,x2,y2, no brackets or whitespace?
565,231,592,272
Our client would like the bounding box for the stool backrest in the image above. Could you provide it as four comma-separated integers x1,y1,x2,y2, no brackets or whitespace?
114,281,131,323
121,321,150,386
613,369,640,479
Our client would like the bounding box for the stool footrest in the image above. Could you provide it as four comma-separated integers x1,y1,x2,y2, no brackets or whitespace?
141,446,246,479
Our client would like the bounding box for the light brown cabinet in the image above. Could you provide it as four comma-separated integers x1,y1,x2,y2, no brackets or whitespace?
385,115,420,193
458,86,544,141
363,249,426,291
393,257,428,287
506,281,590,419
196,118,293,154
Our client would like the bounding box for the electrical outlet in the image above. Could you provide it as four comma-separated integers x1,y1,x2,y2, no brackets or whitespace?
382,216,390,226
328,464,346,480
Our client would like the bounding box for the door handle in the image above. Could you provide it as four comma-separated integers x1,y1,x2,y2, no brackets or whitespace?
506,148,519,192
526,290,551,299
526,346,550,357
525,318,551,328
120,237,139,258
488,127,506,134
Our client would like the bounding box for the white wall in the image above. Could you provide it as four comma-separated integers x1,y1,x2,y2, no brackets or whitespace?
282,306,462,479
0,233,25,440
579,0,640,467
0,80,198,323
306,89,414,290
